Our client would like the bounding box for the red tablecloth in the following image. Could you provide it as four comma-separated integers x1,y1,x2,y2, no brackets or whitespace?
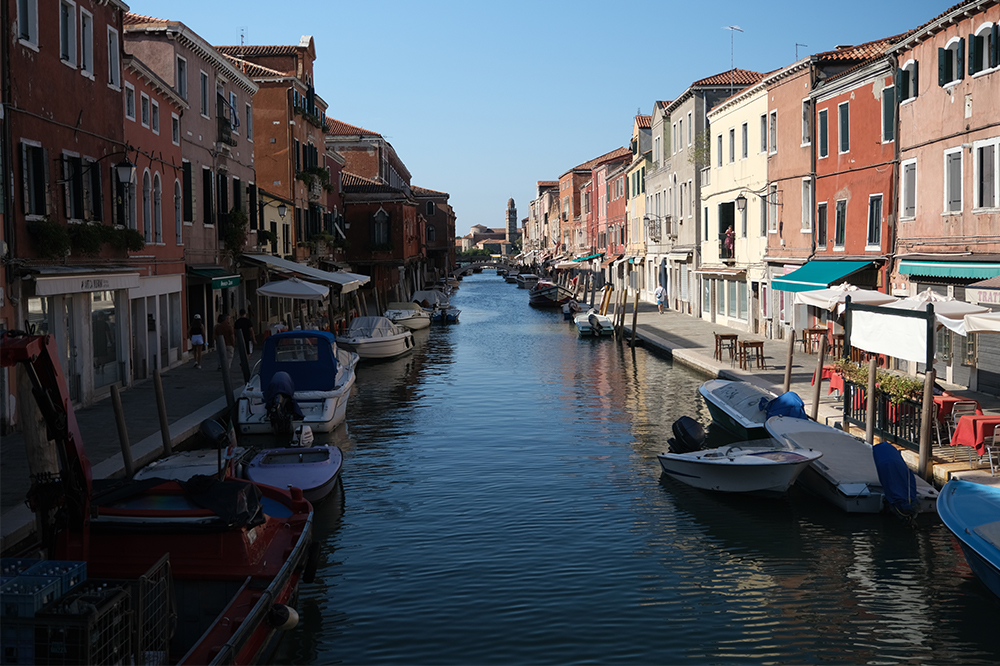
933,394,981,423
951,415,1000,456
811,364,845,395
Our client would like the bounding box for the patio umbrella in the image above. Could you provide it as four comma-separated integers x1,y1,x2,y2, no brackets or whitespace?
886,288,988,334
793,283,897,315
257,277,328,301
962,311,1000,334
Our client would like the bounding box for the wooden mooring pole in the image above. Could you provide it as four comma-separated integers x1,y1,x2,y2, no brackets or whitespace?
111,384,134,478
153,370,172,456
919,369,935,481
630,290,640,347
865,357,878,444
783,333,795,394
810,336,827,422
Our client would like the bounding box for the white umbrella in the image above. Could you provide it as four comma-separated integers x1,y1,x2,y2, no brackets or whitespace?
793,283,897,315
257,277,328,301
886,288,989,334
962,311,1000,334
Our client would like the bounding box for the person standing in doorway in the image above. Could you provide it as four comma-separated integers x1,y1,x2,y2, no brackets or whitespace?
215,313,236,372
654,284,666,315
189,314,205,368
234,309,256,356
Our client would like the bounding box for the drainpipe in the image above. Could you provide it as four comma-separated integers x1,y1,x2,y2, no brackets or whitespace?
888,54,901,296
1,0,18,328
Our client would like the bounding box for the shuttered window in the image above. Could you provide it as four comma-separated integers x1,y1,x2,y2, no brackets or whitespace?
818,109,828,158
977,143,996,209
202,167,213,225
882,87,895,142
182,162,193,222
867,195,882,247
838,102,850,153
21,143,48,217
902,162,916,218
946,151,962,212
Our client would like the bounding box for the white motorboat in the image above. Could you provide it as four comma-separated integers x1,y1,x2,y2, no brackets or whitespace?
384,301,431,330
657,439,823,496
574,310,613,337
765,416,939,514
237,330,358,438
336,316,415,359
516,273,540,289
699,379,779,439
411,289,459,323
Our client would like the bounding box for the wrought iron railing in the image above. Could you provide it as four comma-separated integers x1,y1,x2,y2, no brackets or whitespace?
842,379,923,451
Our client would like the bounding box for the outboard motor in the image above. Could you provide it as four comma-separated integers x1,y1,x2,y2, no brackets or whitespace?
264,371,304,443
669,416,707,453
588,313,603,337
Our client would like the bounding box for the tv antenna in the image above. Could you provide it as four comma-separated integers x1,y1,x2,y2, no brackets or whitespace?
796,43,808,59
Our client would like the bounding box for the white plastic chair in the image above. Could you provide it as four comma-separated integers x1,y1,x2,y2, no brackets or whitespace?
986,425,1000,477
948,401,980,465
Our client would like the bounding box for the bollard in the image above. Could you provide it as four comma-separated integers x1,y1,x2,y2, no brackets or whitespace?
235,330,251,383
630,290,640,348
783,333,795,394
111,385,134,478
919,369,935,481
810,337,827,422
865,357,878,444
153,370,172,456
217,335,235,412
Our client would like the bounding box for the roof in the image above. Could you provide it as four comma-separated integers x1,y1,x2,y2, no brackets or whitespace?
572,146,631,173
325,117,382,138
216,44,300,58
814,33,909,62
635,115,652,129
411,185,449,198
890,0,990,53
691,68,764,87
342,172,402,194
222,55,286,79
123,12,168,26
537,180,558,187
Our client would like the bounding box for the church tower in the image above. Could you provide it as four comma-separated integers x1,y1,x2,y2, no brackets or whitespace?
505,198,517,244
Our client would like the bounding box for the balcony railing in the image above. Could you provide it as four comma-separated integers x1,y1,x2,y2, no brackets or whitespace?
842,380,923,452
217,116,236,146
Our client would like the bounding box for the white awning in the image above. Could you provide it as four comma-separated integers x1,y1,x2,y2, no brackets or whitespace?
242,254,369,293
32,266,140,295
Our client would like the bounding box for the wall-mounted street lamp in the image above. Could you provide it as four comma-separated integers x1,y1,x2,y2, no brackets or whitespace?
277,203,287,218
115,157,136,186
735,193,747,212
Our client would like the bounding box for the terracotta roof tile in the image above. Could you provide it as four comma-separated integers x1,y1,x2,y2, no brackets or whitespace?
222,55,285,79
412,185,449,197
215,44,299,57
692,68,764,87
575,146,631,171
815,33,909,61
342,172,400,194
123,12,169,26
325,117,381,138
635,115,652,129
537,180,558,187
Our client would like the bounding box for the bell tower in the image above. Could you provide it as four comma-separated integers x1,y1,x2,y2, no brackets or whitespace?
505,198,517,244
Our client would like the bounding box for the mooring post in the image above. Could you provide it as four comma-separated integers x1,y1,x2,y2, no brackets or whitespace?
217,334,234,412
783,333,795,394
153,370,172,456
630,290,640,347
111,384,134,478
810,336,827,422
919,369,935,481
865,357,878,444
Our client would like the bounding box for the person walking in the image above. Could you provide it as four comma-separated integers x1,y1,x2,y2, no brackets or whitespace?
215,313,236,372
188,314,205,368
234,308,256,356
654,284,666,315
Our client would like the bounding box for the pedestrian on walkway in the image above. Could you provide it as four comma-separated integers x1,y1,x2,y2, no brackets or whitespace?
654,284,666,314
215,313,236,371
188,314,205,368
234,308,256,355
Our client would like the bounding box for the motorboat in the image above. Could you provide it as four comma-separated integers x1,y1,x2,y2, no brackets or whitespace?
411,289,459,323
245,426,344,503
430,306,461,324
0,332,315,665
562,299,583,320
937,479,1000,599
237,330,358,438
336,316,415,359
699,379,784,440
574,309,613,337
504,272,520,284
765,415,939,514
516,273,540,289
528,279,576,307
384,301,431,330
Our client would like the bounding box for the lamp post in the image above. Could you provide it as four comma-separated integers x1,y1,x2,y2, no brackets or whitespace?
735,193,747,213
277,203,287,218
115,157,136,228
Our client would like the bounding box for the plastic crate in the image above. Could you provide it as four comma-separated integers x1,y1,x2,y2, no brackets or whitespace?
0,621,34,665
32,586,132,666
0,559,39,578
0,576,62,618
23,561,86,596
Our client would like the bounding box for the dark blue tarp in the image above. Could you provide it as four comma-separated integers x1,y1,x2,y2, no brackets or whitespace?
260,330,338,393
762,392,807,420
264,371,304,419
873,441,919,515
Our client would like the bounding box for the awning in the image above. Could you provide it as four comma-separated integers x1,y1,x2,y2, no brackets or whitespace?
601,254,622,268
574,253,603,262
695,268,746,277
668,249,692,260
771,260,873,293
899,260,1000,279
32,266,140,296
553,261,578,270
242,253,369,293
629,256,645,264
188,266,240,290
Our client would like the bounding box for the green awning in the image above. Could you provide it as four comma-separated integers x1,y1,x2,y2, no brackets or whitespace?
189,267,241,290
898,260,1000,279
573,253,603,262
771,260,873,293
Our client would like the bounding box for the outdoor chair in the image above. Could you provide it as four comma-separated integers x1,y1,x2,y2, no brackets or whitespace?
986,425,1000,477
948,400,981,466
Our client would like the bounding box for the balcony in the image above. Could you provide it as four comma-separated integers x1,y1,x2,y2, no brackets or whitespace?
217,116,236,147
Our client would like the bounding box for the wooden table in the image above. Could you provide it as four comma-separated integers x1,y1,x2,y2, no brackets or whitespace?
802,327,828,354
951,414,1000,456
829,333,844,358
737,340,766,370
714,333,738,361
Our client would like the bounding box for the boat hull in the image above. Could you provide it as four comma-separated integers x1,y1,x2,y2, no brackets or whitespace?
336,333,414,359
700,379,774,439
238,364,356,435
937,479,1000,599
574,312,613,337
246,445,344,503
385,311,431,330
529,283,575,307
658,445,821,495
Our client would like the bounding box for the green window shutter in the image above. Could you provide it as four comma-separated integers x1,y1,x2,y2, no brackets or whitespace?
183,162,193,222
894,68,903,94
957,38,965,80
968,34,978,75
938,47,947,85
992,24,1000,68
912,61,919,97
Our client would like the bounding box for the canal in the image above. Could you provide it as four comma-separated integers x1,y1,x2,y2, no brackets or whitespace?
277,273,999,665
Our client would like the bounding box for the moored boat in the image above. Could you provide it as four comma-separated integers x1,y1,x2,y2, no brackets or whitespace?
246,439,344,504
937,479,1000,599
336,316,415,359
384,301,432,330
574,310,613,337
699,379,781,439
516,273,539,289
528,280,575,307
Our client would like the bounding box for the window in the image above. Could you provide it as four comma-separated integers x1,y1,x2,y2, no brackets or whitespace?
171,113,180,145
687,112,692,145
818,109,828,158
202,167,213,225
760,196,767,237
229,92,239,133
716,134,722,168
373,208,390,246
838,102,850,153
760,114,767,153
738,282,748,320
176,57,187,99
679,119,684,151
80,9,93,75
769,111,777,154
741,122,748,159
59,0,76,66
802,179,812,231
142,171,152,242
974,138,999,209
703,280,710,313
897,60,919,101
938,37,965,86
18,0,38,45
817,202,827,246
801,99,811,145
151,101,160,133
901,160,917,218
717,280,725,315
199,71,209,117
124,83,135,121
182,162,193,222
740,202,747,237
107,27,120,88
945,148,963,213
427,226,437,242
727,280,737,318
882,87,895,143
153,174,162,243
245,103,253,141
866,195,882,248
834,200,847,248
970,23,999,75
174,180,183,245
85,158,102,221
140,93,150,128
62,154,84,220
729,128,735,163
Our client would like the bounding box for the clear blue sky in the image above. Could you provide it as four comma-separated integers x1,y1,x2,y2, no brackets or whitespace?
128,0,949,237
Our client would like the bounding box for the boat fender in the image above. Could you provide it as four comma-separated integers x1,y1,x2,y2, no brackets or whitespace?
268,604,300,631
303,540,321,584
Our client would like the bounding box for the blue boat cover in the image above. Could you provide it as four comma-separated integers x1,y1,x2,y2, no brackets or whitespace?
873,441,918,516
260,330,338,393
264,371,304,419
761,392,808,420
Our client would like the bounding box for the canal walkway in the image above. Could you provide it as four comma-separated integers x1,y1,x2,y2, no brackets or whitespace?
2,296,998,552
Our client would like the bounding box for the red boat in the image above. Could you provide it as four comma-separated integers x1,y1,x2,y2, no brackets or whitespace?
528,279,576,307
0,332,315,665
